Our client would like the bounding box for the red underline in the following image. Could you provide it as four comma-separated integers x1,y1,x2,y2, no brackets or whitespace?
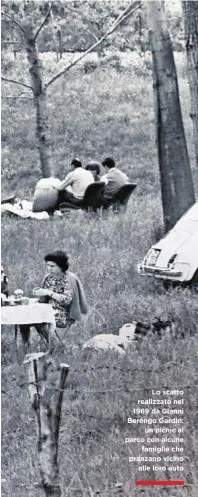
136,480,185,486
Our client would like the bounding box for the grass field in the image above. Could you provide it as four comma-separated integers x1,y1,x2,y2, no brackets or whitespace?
1,50,198,497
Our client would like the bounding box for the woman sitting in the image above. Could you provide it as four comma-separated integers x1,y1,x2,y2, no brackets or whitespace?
33,250,88,347
85,161,103,182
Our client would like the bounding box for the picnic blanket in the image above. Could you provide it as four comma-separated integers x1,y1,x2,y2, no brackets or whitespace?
1,200,63,220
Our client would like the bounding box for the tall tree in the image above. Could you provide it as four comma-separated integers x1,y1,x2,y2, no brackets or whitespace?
1,0,141,178
182,1,198,169
24,16,52,178
145,0,195,232
1,2,53,177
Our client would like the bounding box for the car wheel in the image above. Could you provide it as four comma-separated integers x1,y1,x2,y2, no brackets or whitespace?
162,280,179,290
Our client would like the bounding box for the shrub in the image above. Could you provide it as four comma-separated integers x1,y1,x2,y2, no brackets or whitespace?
100,54,123,72
83,59,98,74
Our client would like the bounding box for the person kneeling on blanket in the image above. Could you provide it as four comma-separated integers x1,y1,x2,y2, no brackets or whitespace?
30,250,88,349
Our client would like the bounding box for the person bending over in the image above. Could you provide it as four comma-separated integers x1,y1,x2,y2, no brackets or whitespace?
58,158,94,207
100,157,129,200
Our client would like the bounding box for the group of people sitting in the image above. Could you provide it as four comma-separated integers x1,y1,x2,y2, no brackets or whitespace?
32,156,136,214
57,156,131,209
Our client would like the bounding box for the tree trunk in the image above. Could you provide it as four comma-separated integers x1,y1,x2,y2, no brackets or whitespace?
57,29,63,60
24,353,69,497
145,1,195,232
11,22,17,60
54,28,63,61
182,1,198,169
23,21,52,177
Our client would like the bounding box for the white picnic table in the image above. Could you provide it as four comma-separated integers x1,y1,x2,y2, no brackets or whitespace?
1,302,56,327
1,302,56,357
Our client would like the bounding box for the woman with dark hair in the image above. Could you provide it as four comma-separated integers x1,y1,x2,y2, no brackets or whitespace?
85,161,103,182
34,251,88,342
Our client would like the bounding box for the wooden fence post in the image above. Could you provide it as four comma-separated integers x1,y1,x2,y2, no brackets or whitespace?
24,352,69,497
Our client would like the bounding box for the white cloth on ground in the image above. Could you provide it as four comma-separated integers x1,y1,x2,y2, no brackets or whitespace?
1,200,62,219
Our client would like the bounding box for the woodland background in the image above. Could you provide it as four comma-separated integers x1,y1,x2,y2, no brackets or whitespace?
1,1,198,496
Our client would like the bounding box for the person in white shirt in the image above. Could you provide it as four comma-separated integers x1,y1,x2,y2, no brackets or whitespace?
100,157,129,200
58,158,94,207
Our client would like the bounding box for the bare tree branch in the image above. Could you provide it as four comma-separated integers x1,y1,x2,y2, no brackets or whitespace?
45,1,142,89
33,3,53,41
2,41,21,45
60,4,100,44
1,11,25,34
5,94,33,100
86,29,99,42
1,76,33,91
111,1,141,31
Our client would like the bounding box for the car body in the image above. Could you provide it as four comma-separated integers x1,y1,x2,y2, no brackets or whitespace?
138,202,198,284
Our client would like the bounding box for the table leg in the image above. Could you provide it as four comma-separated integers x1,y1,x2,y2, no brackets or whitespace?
15,324,29,364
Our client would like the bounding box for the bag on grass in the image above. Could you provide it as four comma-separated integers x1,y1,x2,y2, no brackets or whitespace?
32,178,61,213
